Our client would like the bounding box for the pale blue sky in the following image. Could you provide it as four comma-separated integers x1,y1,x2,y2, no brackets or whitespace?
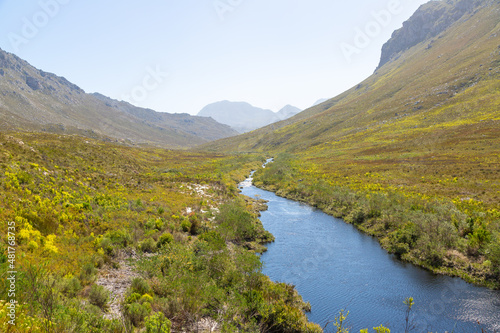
0,0,429,115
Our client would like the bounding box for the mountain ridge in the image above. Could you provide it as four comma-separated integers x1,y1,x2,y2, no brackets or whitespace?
378,0,485,69
0,48,237,148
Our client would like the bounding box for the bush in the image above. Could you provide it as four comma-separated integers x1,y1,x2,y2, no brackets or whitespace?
346,206,366,225
217,200,257,242
79,262,97,285
388,223,419,258
145,312,172,333
131,277,151,295
100,237,114,256
62,276,82,298
487,236,500,276
189,214,201,235
107,229,132,247
157,233,174,249
89,284,109,310
140,238,157,253
125,302,150,327
180,219,191,233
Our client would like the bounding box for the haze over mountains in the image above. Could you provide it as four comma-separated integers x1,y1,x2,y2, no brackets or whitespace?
0,48,237,148
197,101,302,133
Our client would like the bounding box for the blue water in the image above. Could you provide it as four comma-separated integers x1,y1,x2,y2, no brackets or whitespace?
240,171,500,333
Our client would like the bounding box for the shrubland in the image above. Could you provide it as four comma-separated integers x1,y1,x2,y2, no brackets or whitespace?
0,132,320,332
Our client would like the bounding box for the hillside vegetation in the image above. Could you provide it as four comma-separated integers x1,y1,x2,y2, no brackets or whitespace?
204,0,500,288
0,132,321,332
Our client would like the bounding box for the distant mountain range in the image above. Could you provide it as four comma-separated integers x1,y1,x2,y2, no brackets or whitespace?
0,48,237,148
197,101,302,133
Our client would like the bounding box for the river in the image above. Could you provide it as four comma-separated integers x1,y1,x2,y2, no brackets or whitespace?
240,167,500,333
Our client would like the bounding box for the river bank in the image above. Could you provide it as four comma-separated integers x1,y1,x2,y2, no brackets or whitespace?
250,156,500,290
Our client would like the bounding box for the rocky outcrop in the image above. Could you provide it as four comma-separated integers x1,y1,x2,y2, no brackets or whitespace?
377,0,481,69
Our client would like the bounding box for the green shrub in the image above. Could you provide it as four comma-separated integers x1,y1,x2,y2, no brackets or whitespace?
107,229,132,247
140,238,157,253
346,206,366,225
145,312,172,333
189,214,201,235
388,223,420,258
140,293,154,304
217,200,257,242
131,277,151,295
89,284,110,310
62,276,82,298
487,235,500,276
157,233,174,249
125,302,150,327
79,262,97,285
125,292,141,304
100,237,114,256
181,219,191,233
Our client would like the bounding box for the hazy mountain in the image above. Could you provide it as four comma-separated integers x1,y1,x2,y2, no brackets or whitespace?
0,49,237,148
312,98,328,106
197,101,301,133
276,105,301,120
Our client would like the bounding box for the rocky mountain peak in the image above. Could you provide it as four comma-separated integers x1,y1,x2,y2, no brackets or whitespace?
377,0,482,69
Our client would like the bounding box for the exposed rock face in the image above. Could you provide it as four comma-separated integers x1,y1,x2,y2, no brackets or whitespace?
26,76,40,90
377,0,480,69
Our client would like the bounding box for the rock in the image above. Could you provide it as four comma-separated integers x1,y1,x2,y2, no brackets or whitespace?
377,0,479,69
26,76,40,90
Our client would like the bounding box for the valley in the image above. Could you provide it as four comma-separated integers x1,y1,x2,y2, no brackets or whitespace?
1,0,499,332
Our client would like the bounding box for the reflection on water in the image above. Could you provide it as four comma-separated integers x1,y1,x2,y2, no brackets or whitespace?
241,177,500,333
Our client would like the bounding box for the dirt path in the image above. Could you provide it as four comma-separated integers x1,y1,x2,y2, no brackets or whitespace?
96,250,140,320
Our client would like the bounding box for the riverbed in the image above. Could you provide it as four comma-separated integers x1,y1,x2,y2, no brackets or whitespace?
240,170,500,332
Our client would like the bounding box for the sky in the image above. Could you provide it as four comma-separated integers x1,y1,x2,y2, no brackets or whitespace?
0,0,430,115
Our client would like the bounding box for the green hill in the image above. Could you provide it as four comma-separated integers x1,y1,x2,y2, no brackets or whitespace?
204,0,500,287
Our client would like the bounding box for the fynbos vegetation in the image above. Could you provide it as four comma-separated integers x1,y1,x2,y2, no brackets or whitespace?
0,133,320,332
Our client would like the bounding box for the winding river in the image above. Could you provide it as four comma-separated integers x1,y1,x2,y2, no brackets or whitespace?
240,167,500,333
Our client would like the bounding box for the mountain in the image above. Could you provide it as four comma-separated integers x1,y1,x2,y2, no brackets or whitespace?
378,0,480,69
276,105,301,120
0,49,237,148
205,0,499,155
197,101,301,133
312,98,328,106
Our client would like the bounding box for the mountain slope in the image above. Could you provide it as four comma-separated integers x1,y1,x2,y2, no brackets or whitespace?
205,0,500,156
0,49,237,147
197,101,301,133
